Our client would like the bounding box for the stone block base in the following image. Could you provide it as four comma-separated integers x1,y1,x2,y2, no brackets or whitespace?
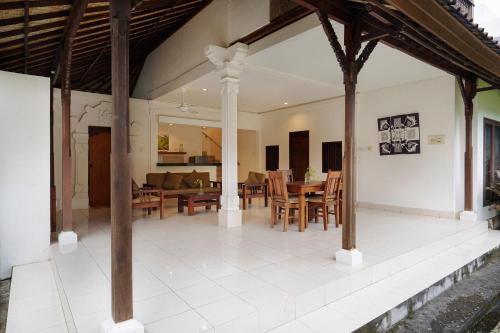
58,231,78,254
336,249,363,266
101,319,144,333
459,210,477,222
218,209,242,228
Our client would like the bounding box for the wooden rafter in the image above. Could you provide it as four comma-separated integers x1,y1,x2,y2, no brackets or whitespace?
23,1,29,74
52,0,91,80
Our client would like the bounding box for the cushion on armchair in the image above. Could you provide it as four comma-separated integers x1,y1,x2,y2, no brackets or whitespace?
162,172,184,190
245,171,266,185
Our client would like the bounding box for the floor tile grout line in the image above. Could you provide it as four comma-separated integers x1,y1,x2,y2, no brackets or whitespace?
50,260,77,333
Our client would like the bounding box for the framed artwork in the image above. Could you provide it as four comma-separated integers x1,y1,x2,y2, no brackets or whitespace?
378,113,420,155
158,134,169,151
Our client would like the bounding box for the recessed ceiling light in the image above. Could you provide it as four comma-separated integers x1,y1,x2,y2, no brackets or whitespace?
168,123,173,126
202,88,208,91
284,102,289,105
202,126,207,129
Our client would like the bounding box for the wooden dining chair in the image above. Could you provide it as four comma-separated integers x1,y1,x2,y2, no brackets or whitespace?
278,169,294,183
306,171,341,230
268,171,301,232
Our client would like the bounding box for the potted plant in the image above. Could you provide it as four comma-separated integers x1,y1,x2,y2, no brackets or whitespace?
194,178,204,195
304,166,316,184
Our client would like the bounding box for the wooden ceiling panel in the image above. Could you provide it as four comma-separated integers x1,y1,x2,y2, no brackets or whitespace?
0,0,213,95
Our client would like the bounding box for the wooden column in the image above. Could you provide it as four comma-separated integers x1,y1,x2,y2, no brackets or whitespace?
110,0,133,323
458,76,477,211
50,74,56,233
61,47,73,232
316,10,378,254
342,17,361,250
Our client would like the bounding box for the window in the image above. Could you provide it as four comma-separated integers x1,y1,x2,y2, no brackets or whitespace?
322,141,342,172
266,145,279,171
484,119,500,206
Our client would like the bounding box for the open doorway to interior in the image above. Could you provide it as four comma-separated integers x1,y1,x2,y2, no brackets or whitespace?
88,126,111,207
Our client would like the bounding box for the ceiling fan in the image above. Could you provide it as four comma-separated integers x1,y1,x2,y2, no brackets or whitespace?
177,87,199,114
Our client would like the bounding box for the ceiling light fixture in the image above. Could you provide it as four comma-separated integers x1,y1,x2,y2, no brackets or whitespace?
169,123,173,126
202,88,208,92
284,102,289,105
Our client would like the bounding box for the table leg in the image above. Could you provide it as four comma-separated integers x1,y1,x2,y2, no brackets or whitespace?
178,196,183,213
188,198,195,216
298,193,305,232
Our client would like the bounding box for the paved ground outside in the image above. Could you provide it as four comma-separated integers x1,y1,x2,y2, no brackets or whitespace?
0,279,10,333
390,249,500,333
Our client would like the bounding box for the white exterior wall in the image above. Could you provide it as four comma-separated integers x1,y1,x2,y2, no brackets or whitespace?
0,71,50,279
53,89,261,210
261,75,460,217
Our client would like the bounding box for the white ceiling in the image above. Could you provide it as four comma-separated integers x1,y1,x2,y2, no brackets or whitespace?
157,20,446,113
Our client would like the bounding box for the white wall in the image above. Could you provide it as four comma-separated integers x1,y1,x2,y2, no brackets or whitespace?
0,71,50,279
357,76,457,215
134,0,271,100
261,76,460,216
53,89,261,210
260,97,345,179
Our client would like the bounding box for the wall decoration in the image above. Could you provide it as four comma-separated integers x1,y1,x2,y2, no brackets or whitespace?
158,134,170,151
378,113,420,155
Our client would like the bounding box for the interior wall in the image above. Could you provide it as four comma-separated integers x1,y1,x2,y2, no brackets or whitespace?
260,97,345,179
238,129,259,181
0,71,50,279
158,123,203,156
53,89,261,210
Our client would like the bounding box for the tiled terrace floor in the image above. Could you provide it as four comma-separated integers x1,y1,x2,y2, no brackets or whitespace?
6,201,500,332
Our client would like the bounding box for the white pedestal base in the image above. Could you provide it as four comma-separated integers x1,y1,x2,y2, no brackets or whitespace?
218,209,242,228
101,319,144,333
336,249,363,266
459,210,477,222
58,231,78,254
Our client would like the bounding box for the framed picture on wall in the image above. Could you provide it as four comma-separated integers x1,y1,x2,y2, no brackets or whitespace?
378,113,420,155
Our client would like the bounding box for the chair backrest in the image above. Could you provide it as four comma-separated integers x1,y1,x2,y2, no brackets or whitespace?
278,169,294,183
268,171,289,202
323,171,341,202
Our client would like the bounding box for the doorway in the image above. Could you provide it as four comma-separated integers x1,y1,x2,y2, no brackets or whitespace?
88,126,111,207
289,131,309,181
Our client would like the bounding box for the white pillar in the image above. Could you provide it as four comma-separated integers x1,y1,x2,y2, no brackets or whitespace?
206,43,248,228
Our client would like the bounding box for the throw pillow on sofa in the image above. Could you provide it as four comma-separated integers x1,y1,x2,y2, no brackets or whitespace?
183,170,201,188
162,172,183,190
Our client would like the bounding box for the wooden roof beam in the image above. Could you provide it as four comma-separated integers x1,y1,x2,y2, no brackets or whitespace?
52,0,91,80
23,1,29,73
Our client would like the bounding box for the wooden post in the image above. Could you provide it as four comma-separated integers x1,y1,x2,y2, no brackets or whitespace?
50,73,56,233
342,16,361,250
110,0,133,323
458,76,477,212
61,48,73,232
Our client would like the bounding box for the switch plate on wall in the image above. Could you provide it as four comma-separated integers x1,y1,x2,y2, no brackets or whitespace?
428,135,445,145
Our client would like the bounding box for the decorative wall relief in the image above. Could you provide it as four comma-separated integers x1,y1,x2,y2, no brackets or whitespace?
378,113,420,155
72,132,89,208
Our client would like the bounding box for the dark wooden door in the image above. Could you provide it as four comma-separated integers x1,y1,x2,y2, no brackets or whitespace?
289,131,309,181
266,145,279,171
89,126,111,207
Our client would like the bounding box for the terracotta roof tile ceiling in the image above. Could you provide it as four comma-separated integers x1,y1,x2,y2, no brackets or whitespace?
437,0,500,55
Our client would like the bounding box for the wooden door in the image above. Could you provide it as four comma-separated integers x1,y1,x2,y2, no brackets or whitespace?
89,126,111,207
289,131,309,181
266,145,279,171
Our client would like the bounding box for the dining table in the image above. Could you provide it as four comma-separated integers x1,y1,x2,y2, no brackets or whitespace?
286,181,325,232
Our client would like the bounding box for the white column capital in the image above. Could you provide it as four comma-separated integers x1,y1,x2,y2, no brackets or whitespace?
205,43,248,81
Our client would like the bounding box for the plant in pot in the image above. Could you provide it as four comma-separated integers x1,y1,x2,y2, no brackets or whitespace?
304,166,316,184
194,178,204,195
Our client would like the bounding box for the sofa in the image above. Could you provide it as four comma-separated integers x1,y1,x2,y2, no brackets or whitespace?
146,171,219,199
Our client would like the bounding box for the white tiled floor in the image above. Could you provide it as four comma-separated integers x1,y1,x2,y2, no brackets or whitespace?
6,201,500,333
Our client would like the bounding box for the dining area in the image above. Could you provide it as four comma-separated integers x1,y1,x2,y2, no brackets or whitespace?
267,169,343,233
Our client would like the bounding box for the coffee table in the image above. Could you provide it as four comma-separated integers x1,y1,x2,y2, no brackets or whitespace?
178,192,221,216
